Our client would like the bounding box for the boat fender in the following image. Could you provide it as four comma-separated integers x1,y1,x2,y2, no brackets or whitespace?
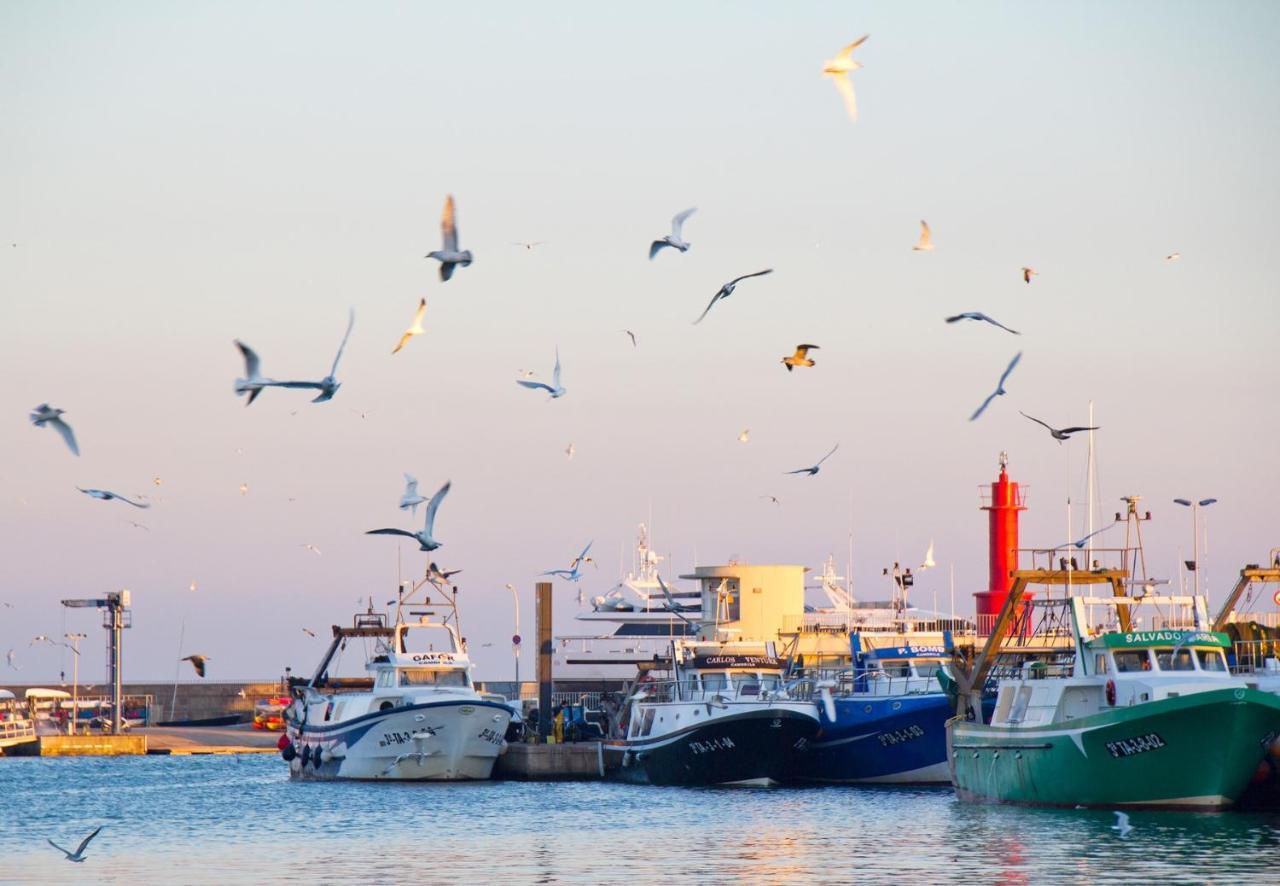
300,744,311,766
1105,679,1116,707
277,735,292,751
281,744,297,762
314,747,325,767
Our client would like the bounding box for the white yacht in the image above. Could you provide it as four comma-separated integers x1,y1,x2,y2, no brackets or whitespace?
0,690,36,754
281,576,513,781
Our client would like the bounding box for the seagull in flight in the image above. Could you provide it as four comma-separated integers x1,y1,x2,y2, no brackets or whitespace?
621,329,637,347
786,444,839,477
48,826,103,863
694,269,773,324
1165,252,1181,262
565,442,575,460
181,654,209,678
945,312,1020,335
649,208,697,259
366,480,451,551
1063,522,1118,550
6,649,17,670
822,34,868,121
913,220,934,251
232,340,278,406
760,495,780,506
77,487,149,508
29,404,79,456
738,429,750,443
392,298,427,354
516,347,565,399
268,309,355,403
301,543,322,556
302,628,316,638
1112,811,1133,839
426,562,462,588
426,194,473,281
782,344,819,372
400,474,427,516
1022,267,1038,284
543,541,595,581
969,352,1023,421
921,541,937,570
513,241,545,250
1019,411,1099,443
124,519,149,531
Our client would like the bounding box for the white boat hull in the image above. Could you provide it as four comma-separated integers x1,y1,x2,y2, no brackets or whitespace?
286,699,512,781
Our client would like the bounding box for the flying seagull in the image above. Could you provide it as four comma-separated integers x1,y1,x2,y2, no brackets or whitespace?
181,654,209,678
782,344,819,372
48,826,103,863
124,520,149,531
268,309,355,403
366,480,451,551
542,541,595,582
694,269,774,324
621,329,637,347
232,340,272,405
1112,811,1133,839
301,543,322,556
426,194,473,281
392,298,427,354
921,541,937,570
760,495,780,506
302,628,316,638
513,241,545,250
516,347,566,399
913,220,934,251
1019,411,1099,443
565,442,575,460
1063,522,1118,550
239,483,249,496
1165,252,1181,262
1022,267,1038,284
786,443,839,477
969,352,1023,421
29,404,79,456
821,35,869,121
77,487,149,508
6,649,17,670
738,429,750,443
400,474,427,516
426,562,462,588
649,208,697,259
945,312,1020,335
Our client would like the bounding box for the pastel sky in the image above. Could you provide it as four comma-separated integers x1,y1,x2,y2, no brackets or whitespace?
4,2,1278,683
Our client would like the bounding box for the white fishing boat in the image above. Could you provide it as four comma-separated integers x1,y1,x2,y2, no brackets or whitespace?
0,690,37,753
281,575,513,781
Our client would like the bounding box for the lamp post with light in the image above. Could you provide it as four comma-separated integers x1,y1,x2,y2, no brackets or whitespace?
1173,497,1217,598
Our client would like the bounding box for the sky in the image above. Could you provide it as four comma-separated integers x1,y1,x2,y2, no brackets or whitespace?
3,1,1279,683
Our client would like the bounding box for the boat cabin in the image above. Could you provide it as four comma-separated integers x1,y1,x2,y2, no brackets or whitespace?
845,641,948,696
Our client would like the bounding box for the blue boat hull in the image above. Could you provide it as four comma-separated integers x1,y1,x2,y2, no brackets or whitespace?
795,693,955,784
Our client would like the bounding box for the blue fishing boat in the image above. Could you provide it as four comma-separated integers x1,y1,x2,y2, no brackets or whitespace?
795,636,960,784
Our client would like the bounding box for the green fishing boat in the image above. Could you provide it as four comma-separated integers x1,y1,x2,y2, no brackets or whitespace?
948,569,1280,809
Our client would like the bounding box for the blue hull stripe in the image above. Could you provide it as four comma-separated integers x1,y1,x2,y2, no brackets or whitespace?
287,698,511,745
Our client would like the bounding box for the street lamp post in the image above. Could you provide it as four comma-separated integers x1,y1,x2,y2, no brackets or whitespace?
1173,497,1218,598
506,584,521,693
65,633,86,735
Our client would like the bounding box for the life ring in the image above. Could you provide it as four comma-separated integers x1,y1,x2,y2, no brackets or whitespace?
1105,679,1116,707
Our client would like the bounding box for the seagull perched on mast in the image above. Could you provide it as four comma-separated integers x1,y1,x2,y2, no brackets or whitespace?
392,298,427,354
1019,411,1099,443
542,541,595,581
48,826,103,863
649,208,697,259
366,480,451,551
29,404,79,455
516,347,566,399
694,269,774,324
969,352,1022,421
425,194,473,281
786,444,839,477
267,309,355,403
945,312,1020,335
782,344,819,372
821,34,868,121
77,487,150,508
399,474,427,516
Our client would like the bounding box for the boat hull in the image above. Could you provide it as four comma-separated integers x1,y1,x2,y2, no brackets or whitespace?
606,706,819,787
285,698,512,781
796,693,956,784
948,687,1280,809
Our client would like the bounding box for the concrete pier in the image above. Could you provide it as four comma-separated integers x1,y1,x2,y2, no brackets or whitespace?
10,735,147,756
495,741,605,780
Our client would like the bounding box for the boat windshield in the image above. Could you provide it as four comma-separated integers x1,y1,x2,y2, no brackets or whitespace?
1196,649,1228,672
398,668,467,687
1155,649,1195,671
1113,651,1151,672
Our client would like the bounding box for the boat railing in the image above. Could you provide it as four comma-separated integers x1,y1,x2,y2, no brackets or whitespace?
987,661,1075,681
1231,639,1280,675
631,678,811,704
0,718,36,742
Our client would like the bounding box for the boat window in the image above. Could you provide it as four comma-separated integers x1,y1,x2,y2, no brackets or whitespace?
759,674,780,693
639,708,656,737
1008,686,1033,723
1113,651,1151,672
880,660,910,678
731,674,760,696
398,668,467,687
1155,649,1195,671
1094,654,1108,674
377,671,394,688
700,673,727,692
1196,649,1228,672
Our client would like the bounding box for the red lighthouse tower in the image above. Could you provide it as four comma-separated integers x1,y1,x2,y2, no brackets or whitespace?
974,452,1026,627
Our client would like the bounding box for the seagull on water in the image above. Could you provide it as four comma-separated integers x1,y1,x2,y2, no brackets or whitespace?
29,404,79,456
822,34,868,121
267,309,355,403
400,474,427,516
392,298,427,354
786,443,839,477
649,208,697,259
1019,411,1099,443
426,195,473,281
181,654,209,678
516,347,566,399
921,541,937,570
945,312,1020,335
543,541,595,581
694,269,774,324
48,826,103,863
969,352,1023,421
1112,811,1133,839
366,480,451,551
782,344,819,372
1022,267,1038,284
913,220,934,251
77,487,149,508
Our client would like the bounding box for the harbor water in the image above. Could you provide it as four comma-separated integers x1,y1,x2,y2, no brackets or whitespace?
3,755,1279,884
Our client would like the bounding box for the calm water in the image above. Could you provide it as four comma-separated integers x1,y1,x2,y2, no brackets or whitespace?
2,755,1279,884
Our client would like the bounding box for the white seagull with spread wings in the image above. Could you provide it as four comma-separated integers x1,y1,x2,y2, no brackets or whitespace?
822,34,869,121
48,826,103,863
694,269,774,324
366,480,451,551
29,404,79,455
426,195,473,281
969,352,1023,421
786,444,839,477
649,208,697,259
516,347,566,399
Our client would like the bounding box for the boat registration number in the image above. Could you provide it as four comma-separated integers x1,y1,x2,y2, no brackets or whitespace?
1105,732,1166,758
689,737,737,755
379,732,416,748
478,727,504,746
878,725,925,747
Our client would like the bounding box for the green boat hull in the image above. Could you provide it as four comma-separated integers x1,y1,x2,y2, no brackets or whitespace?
948,687,1280,809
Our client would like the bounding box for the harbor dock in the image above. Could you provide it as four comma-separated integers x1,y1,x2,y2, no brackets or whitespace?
495,741,605,780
